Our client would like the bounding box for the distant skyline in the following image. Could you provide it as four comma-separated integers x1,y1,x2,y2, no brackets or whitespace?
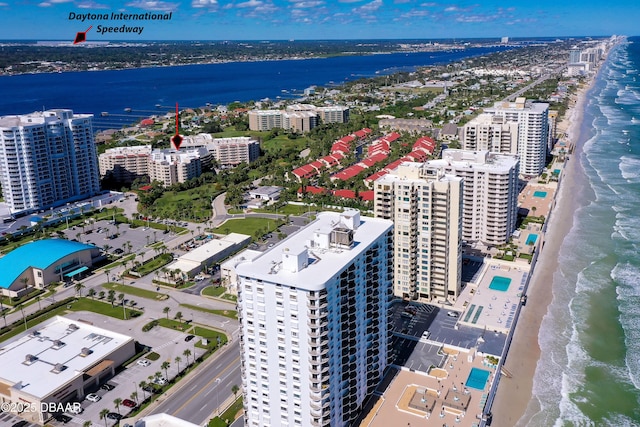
0,0,637,41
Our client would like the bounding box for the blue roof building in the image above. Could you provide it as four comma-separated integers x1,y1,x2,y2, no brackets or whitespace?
0,239,100,297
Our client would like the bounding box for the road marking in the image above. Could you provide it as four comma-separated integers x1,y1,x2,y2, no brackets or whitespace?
170,355,240,417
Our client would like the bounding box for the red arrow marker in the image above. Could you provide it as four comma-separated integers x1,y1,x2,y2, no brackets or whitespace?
170,102,183,150
73,25,93,44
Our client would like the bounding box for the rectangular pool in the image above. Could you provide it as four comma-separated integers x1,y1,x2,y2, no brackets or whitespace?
465,367,491,390
489,276,512,292
533,191,547,198
526,233,538,245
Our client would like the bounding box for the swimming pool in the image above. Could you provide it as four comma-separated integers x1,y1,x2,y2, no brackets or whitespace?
489,276,512,292
526,233,538,245
465,367,491,390
533,190,547,198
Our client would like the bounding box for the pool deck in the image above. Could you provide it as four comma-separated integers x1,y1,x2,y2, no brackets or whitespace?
363,350,496,427
519,181,556,219
453,261,530,334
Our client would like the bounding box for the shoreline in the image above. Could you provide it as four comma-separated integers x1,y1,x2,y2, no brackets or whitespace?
490,70,601,424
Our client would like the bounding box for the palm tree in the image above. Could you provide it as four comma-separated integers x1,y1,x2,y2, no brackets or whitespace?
232,384,239,398
75,282,85,297
163,306,171,319
87,288,96,299
154,371,162,382
174,356,182,373
36,295,42,311
139,380,148,399
83,421,92,427
183,348,192,366
19,276,29,291
130,390,138,406
105,268,111,283
107,290,116,307
175,311,183,325
161,361,171,380
113,397,122,414
99,408,110,427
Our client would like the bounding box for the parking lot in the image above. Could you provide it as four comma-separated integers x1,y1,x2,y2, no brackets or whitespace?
46,311,207,426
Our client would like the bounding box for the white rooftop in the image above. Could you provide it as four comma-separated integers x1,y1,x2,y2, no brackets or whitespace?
236,210,393,291
134,413,200,427
0,316,133,399
169,233,251,272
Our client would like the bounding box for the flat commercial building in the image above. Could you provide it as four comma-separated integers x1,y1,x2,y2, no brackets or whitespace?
0,109,100,215
236,210,393,427
98,145,152,183
0,239,102,298
438,149,520,246
0,316,135,424
485,98,549,177
374,163,463,304
167,233,251,279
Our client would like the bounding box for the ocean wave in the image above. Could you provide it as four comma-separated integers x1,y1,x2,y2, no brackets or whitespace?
619,155,640,181
613,263,640,390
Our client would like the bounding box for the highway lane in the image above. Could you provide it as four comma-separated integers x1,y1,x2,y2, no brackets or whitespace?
150,340,241,425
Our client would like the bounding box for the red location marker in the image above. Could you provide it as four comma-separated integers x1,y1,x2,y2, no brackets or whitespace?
170,102,183,150
73,25,92,44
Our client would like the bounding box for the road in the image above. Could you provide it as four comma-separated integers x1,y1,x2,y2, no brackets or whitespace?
149,341,241,425
503,64,566,102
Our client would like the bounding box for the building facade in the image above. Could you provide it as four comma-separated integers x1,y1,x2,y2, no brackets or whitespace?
248,105,349,132
181,135,260,167
148,149,205,187
439,149,520,246
0,109,100,215
98,145,152,184
236,210,393,427
461,113,519,154
485,98,549,177
374,163,462,304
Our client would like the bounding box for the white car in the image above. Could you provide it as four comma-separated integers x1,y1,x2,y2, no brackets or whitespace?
137,359,151,367
153,377,167,386
85,393,101,402
447,311,459,318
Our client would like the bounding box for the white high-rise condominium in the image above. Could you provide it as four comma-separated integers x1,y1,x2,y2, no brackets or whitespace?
485,97,549,177
461,113,519,154
374,163,462,304
236,210,393,427
439,149,520,246
0,109,100,215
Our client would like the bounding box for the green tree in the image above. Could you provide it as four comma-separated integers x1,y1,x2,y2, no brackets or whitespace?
174,356,182,373
163,306,171,319
161,361,171,380
183,348,192,365
107,290,116,307
232,384,239,398
99,409,110,427
113,397,122,414
87,288,96,299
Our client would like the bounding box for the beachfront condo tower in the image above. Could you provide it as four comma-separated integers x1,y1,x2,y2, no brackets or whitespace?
484,97,549,178
461,113,519,154
374,163,462,304
236,210,393,427
439,149,520,246
0,109,100,215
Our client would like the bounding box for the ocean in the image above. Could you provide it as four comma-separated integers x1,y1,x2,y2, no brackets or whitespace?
523,37,640,426
0,45,508,130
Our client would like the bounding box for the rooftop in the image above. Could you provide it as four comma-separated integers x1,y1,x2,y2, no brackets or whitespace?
0,239,97,289
0,316,133,399
236,210,392,291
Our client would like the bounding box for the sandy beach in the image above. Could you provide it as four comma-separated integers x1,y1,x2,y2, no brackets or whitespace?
490,78,595,425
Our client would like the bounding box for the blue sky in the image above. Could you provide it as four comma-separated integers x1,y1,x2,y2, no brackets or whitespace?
0,0,638,41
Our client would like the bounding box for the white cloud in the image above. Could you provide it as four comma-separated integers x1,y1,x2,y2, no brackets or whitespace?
290,0,324,8
125,0,178,11
355,0,382,13
192,0,217,7
77,1,110,9
38,2,52,6
236,0,262,7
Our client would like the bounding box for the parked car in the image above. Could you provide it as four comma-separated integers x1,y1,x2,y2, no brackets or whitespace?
184,334,195,342
101,383,115,391
122,399,136,408
53,414,72,423
137,359,151,367
142,385,160,394
68,405,83,415
107,412,123,420
85,393,101,402
447,311,459,318
12,421,29,427
153,377,167,386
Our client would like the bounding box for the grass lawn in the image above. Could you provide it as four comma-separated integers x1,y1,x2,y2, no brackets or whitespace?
180,303,237,320
193,325,228,347
221,294,237,303
157,317,191,332
132,253,173,277
103,283,168,301
144,183,224,223
209,397,243,427
253,203,314,215
261,135,308,155
202,286,226,298
101,254,136,271
213,217,278,241
72,298,142,319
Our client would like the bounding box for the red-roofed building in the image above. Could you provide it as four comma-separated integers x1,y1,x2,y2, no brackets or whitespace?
354,128,372,138
332,164,365,181
365,170,389,183
382,132,401,143
310,160,325,171
359,190,374,201
297,186,326,195
331,141,351,154
406,150,429,162
383,159,406,172
360,152,388,168
368,141,390,157
139,185,153,191
333,189,357,199
292,164,318,180
139,118,154,127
